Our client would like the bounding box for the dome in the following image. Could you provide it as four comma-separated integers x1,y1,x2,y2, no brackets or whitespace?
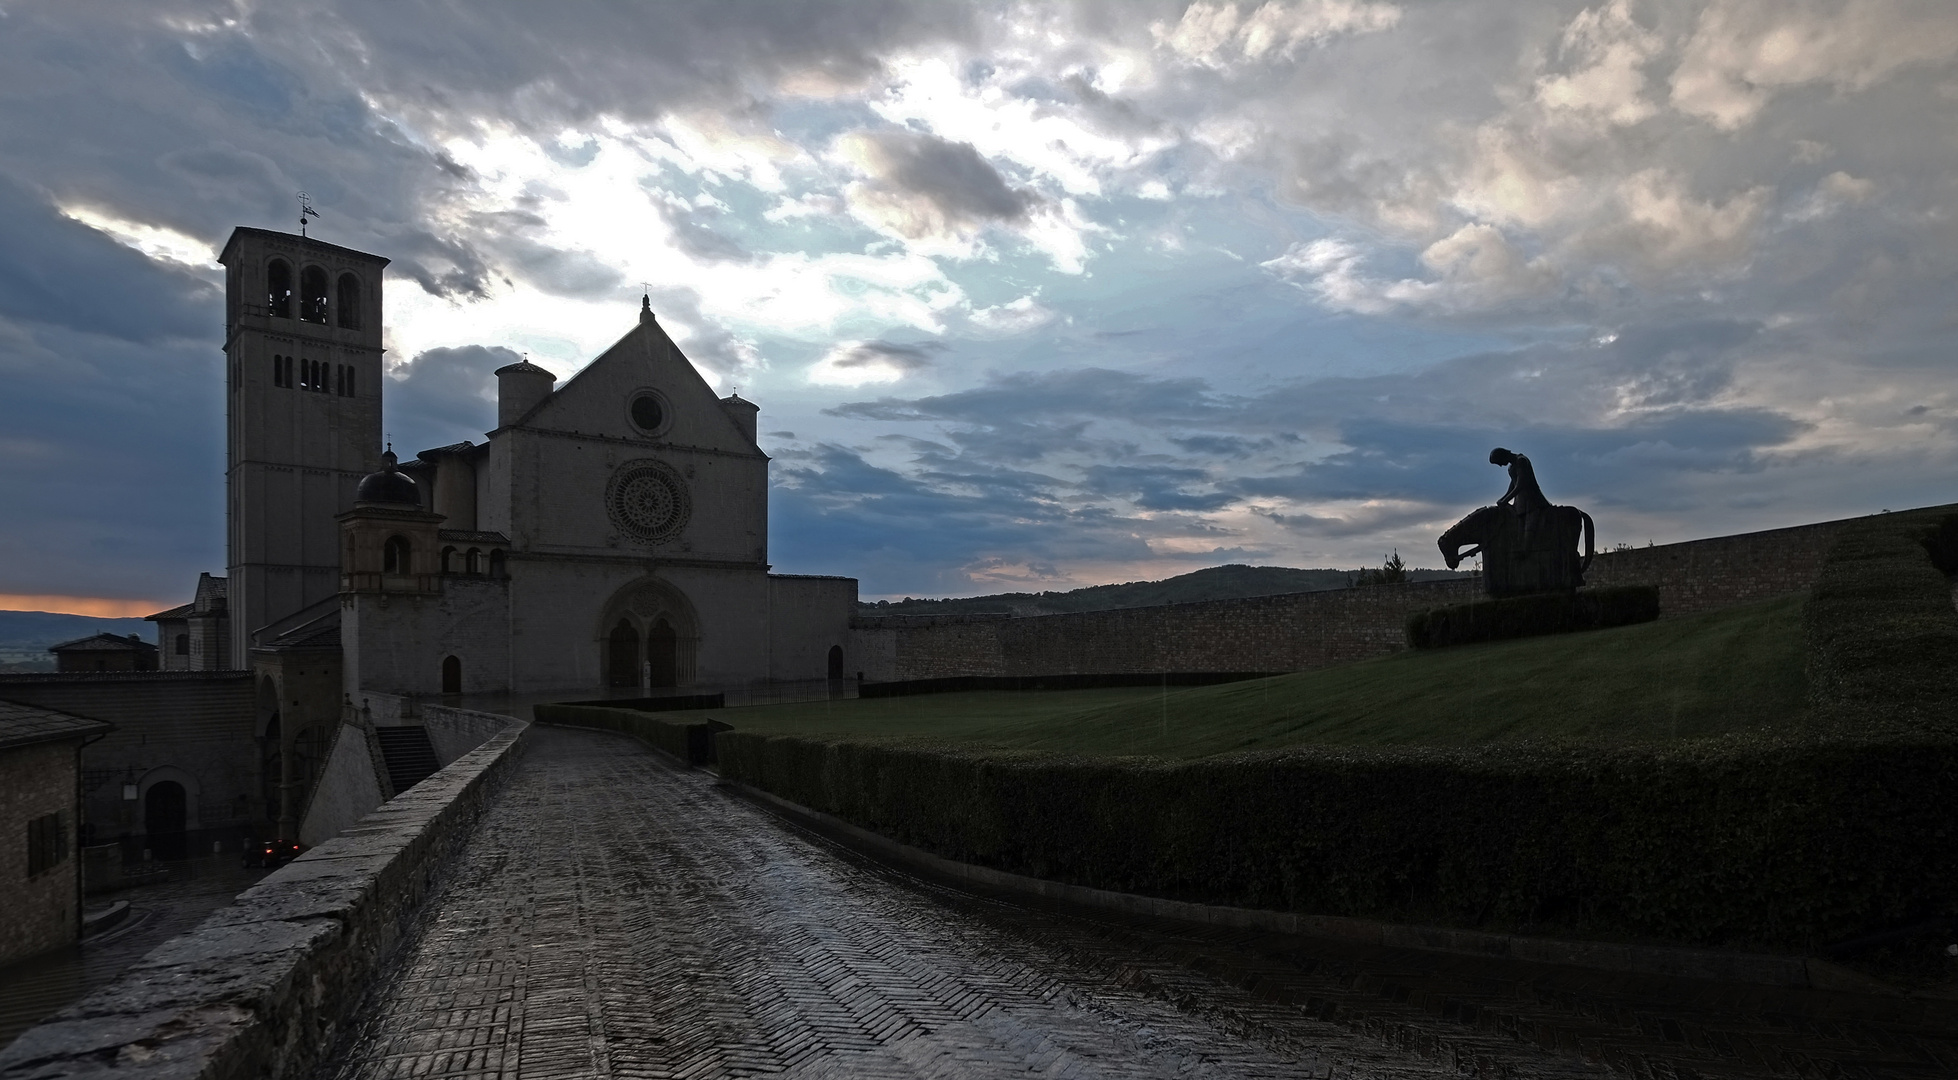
355,449,421,507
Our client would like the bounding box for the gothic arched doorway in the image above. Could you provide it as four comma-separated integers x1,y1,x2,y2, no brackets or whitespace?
145,781,187,860
648,618,678,688
608,618,640,688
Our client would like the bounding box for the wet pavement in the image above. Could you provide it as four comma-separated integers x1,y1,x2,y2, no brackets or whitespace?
315,724,1958,1079
0,852,271,1050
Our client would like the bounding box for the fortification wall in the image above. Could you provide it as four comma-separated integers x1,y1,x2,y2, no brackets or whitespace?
857,507,1939,681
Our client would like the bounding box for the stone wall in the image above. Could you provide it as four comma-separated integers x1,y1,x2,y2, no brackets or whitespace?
856,508,1932,682
0,671,256,846
0,740,78,966
0,716,527,1080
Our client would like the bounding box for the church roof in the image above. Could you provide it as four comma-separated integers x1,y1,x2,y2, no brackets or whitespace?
417,440,479,459
264,609,340,650
145,603,194,622
48,633,155,654
0,699,112,751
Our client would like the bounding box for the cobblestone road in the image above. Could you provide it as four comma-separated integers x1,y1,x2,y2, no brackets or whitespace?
317,726,1957,1080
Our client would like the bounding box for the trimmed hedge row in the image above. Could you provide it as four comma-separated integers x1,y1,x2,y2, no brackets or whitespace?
1406,585,1659,649
534,704,728,765
716,731,1958,951
715,506,1958,951
1804,507,1958,733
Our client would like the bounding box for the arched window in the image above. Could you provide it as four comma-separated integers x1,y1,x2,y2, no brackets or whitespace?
175,633,190,656
466,548,482,575
284,355,294,388
440,546,456,574
336,273,361,329
488,550,506,578
300,266,328,323
383,535,411,574
335,364,344,396
272,354,285,388
267,260,292,318
346,366,356,397
441,655,462,694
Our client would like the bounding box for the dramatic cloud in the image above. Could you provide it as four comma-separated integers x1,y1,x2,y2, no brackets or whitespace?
3,0,1956,605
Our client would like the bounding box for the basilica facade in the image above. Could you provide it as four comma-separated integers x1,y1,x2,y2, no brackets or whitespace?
213,226,855,819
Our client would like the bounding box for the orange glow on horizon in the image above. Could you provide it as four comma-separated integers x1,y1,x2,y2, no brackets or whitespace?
0,594,167,619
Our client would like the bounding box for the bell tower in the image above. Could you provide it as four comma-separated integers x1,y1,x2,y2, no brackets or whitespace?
219,228,388,663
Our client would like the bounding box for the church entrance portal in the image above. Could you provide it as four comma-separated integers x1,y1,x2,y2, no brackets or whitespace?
598,578,700,691
649,618,678,688
145,780,187,860
608,619,640,688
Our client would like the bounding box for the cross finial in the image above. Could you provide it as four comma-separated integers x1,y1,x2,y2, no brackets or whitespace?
297,191,319,238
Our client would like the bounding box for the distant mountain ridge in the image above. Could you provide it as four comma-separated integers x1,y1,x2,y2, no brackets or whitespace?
858,563,1476,618
0,610,155,671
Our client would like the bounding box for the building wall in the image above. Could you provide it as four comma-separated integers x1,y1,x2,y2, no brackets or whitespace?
0,739,79,965
767,575,859,682
0,673,256,845
344,577,512,696
858,509,1913,681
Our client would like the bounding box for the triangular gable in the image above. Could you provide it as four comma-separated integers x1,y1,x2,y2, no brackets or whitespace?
509,308,759,456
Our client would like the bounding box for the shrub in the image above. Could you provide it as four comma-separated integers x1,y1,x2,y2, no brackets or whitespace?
1406,585,1659,649
717,730,1958,952
1805,508,1958,733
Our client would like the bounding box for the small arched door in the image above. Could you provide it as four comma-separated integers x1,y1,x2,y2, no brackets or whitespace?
648,618,678,688
441,655,462,694
608,619,640,688
144,780,187,860
827,645,844,680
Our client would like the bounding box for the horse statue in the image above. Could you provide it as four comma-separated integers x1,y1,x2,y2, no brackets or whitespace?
1439,503,1595,598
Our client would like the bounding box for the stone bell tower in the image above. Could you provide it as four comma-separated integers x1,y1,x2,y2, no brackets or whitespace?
219,228,388,662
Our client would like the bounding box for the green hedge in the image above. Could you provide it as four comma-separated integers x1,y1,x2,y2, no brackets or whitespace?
1406,585,1659,649
717,731,1958,951
534,704,727,764
1805,507,1958,733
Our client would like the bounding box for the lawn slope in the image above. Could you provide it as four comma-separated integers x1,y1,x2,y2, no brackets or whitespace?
714,591,1808,758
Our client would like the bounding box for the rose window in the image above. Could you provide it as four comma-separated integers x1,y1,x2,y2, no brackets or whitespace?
607,460,690,542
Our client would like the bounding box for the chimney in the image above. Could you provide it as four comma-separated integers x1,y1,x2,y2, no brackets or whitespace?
719,393,759,444
494,359,556,429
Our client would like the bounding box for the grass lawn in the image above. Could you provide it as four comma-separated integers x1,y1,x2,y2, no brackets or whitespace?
697,592,1810,759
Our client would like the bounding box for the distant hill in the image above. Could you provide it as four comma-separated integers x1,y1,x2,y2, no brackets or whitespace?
0,610,155,671
858,563,1476,618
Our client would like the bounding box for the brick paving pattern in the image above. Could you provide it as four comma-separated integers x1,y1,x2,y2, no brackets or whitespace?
317,726,1958,1079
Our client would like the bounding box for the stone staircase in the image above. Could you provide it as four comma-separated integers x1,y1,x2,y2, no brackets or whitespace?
374,726,441,796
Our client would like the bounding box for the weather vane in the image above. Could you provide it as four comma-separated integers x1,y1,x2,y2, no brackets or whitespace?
297,191,319,238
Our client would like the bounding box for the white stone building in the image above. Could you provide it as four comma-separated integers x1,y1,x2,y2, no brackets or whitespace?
213,226,856,752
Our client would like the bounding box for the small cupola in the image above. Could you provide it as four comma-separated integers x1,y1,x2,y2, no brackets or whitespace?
355,448,422,507
495,357,556,428
719,392,759,444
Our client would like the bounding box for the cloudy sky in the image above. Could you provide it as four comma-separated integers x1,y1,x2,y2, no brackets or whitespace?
2,0,1955,614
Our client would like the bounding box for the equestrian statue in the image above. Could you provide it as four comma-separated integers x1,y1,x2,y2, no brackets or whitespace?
1437,448,1594,598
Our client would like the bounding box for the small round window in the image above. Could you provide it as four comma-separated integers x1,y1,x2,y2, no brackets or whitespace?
629,392,667,435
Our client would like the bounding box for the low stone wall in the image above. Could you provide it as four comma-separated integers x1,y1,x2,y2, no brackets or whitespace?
0,717,527,1080
853,507,1935,682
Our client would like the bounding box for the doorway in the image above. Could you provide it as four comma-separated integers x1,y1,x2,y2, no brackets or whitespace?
827,644,844,680
648,618,678,687
608,619,640,688
441,655,461,694
144,780,187,860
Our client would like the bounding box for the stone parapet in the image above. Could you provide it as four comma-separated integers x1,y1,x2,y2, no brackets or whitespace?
0,716,528,1079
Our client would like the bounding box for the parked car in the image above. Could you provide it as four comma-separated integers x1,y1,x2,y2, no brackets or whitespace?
243,839,303,869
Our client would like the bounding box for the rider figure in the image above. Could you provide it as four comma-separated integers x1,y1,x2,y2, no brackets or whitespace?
1490,447,1550,549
